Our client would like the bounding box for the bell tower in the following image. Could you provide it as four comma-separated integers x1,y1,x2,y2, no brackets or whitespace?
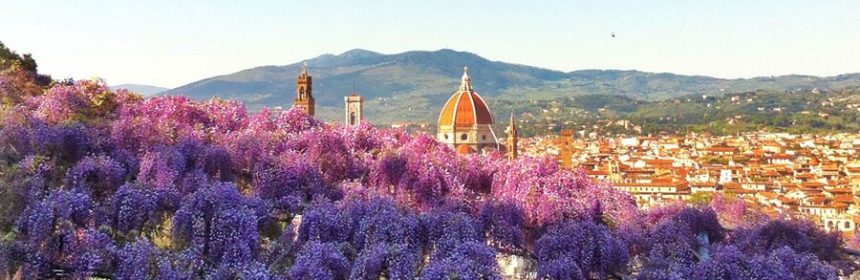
294,62,315,116
506,112,518,160
345,93,363,126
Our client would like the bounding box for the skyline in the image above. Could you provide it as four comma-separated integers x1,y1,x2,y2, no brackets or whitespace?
1,0,859,88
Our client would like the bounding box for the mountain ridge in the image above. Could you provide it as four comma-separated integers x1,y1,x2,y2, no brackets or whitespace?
162,49,860,123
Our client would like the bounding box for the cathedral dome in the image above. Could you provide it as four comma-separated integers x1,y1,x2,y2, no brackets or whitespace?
438,67,494,128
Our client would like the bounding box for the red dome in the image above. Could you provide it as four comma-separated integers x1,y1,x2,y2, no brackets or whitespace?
438,67,494,128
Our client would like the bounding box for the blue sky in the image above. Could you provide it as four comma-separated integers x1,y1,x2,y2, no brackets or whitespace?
1,0,858,88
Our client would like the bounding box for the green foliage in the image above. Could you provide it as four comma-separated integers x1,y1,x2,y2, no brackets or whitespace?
513,88,860,136
0,41,51,86
0,119,28,231
0,41,38,72
688,192,713,206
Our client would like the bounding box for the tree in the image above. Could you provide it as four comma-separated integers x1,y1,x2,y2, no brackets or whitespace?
535,220,628,279
0,41,50,86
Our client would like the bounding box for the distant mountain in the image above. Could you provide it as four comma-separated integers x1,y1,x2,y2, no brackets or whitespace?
111,83,169,96
163,49,860,123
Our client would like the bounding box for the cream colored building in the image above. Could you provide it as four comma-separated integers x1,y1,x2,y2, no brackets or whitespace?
345,93,363,126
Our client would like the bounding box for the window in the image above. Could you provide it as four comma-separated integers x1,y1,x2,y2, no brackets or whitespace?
460,134,468,141
482,135,487,140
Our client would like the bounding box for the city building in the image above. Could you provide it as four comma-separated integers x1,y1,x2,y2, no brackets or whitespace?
516,131,860,236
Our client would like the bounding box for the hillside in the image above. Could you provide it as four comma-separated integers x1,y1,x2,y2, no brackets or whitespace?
163,49,860,124
507,87,860,137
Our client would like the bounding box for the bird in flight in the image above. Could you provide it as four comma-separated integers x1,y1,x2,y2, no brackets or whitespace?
611,32,616,38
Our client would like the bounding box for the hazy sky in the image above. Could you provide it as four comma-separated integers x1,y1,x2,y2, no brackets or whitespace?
1,0,858,88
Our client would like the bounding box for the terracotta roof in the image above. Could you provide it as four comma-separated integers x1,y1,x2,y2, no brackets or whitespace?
438,91,494,127
806,196,827,205
759,192,779,199
585,170,609,176
773,154,793,159
456,144,476,154
438,68,494,128
651,176,674,183
833,194,854,203
763,140,782,146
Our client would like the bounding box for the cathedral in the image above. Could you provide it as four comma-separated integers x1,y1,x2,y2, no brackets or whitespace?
293,64,518,158
436,67,501,154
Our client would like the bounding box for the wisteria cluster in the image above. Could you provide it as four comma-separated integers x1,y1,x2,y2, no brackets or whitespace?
0,73,852,279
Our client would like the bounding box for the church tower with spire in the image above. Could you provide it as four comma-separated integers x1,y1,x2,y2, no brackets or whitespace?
294,62,315,116
506,113,518,160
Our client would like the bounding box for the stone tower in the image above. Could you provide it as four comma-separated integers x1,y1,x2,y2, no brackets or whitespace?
506,113,518,160
558,129,574,169
345,93,363,126
294,62,315,116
